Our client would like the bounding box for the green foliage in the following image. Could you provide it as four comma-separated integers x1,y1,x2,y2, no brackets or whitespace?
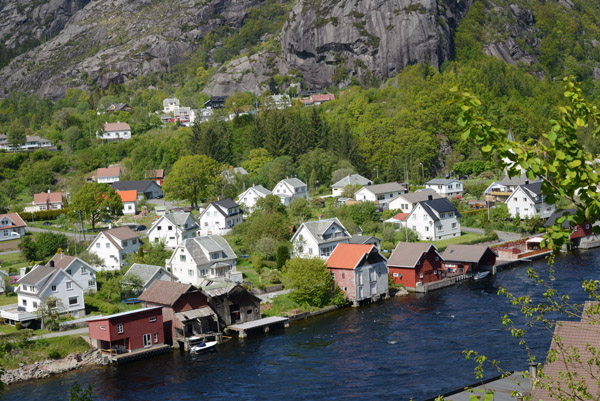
162,154,220,208
275,243,290,269
282,257,337,308
69,383,95,401
70,183,123,230
289,198,312,225
347,201,378,226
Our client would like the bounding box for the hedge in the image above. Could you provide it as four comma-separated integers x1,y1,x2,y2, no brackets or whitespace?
19,208,68,222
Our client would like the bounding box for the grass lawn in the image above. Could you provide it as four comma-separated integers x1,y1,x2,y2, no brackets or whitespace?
119,215,156,227
261,293,328,317
0,335,90,370
428,232,487,250
0,325,49,335
0,295,18,307
0,252,24,264
0,237,23,252
237,265,281,289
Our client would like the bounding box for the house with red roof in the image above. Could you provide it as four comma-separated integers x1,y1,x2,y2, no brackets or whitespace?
0,213,27,241
138,280,219,349
24,191,64,213
145,169,165,186
544,209,600,249
326,244,389,306
387,242,444,290
46,253,98,292
97,167,121,184
97,122,131,140
87,226,141,271
117,190,137,215
87,307,167,360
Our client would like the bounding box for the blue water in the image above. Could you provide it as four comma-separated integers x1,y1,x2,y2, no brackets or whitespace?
5,249,600,400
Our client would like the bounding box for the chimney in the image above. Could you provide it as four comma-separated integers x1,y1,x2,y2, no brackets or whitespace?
529,362,538,391
60,250,64,259
49,260,54,267
428,195,433,201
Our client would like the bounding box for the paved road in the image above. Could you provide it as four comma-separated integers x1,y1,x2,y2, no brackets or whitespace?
0,250,19,256
26,226,82,239
462,226,526,243
31,327,89,340
257,289,292,301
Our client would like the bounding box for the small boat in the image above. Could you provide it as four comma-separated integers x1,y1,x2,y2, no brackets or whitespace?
190,341,218,353
473,271,490,280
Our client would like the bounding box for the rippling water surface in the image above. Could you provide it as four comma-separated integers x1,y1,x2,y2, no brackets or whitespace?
5,248,600,400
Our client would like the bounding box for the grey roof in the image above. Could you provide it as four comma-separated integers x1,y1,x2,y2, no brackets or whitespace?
441,245,496,263
498,175,540,187
331,174,372,188
299,218,350,244
521,182,542,198
214,198,240,210
387,243,438,268
360,182,407,195
426,178,461,185
18,265,56,286
280,177,307,188
111,180,161,193
175,306,216,322
415,198,461,222
234,167,248,175
392,189,440,204
87,306,163,322
348,235,381,245
251,185,271,196
164,212,196,228
184,236,236,265
544,209,577,229
124,264,169,287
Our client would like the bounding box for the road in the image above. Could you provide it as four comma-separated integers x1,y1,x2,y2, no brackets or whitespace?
461,226,526,243
31,327,89,340
0,250,19,256
26,226,82,239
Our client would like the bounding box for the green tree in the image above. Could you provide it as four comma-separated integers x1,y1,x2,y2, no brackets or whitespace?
282,258,337,308
7,121,26,147
289,198,312,226
241,148,273,175
69,383,95,401
347,201,378,226
36,296,62,331
224,91,256,117
34,232,68,260
162,155,220,208
18,236,37,262
275,243,290,269
70,183,123,230
189,118,232,164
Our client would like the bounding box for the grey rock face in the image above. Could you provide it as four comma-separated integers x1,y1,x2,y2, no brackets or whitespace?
280,0,472,89
0,0,264,99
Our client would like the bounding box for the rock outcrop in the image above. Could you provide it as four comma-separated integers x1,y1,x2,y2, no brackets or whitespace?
280,0,472,88
0,0,265,99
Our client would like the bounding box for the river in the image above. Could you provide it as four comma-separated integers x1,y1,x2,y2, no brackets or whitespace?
5,248,600,400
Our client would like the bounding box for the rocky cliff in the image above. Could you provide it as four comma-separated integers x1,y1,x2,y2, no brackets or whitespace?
0,0,264,99
280,0,472,88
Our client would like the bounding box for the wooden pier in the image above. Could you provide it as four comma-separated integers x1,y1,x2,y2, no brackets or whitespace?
101,344,171,364
226,316,290,338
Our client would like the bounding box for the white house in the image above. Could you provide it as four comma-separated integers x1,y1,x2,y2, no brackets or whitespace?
425,179,463,198
46,253,98,293
388,189,441,213
291,217,352,259
147,212,198,249
87,226,141,271
97,122,131,140
0,213,27,241
0,135,52,151
330,174,373,197
97,167,121,184
406,197,462,241
0,265,86,326
354,182,408,205
198,199,243,236
506,182,555,219
163,97,180,113
236,185,272,211
273,178,309,206
166,236,241,287
24,191,64,213
116,190,137,215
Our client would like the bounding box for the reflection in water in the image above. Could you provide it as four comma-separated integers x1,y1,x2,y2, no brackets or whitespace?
5,249,600,400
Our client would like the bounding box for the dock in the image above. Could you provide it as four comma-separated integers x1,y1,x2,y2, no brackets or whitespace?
101,344,171,364
226,316,290,338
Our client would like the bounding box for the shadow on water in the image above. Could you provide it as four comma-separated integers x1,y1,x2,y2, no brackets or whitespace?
5,248,600,400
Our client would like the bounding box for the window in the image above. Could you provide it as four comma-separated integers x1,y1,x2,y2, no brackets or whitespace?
369,269,376,282
66,269,72,276
69,296,78,306
425,227,429,232
96,243,101,248
247,309,253,315
66,281,72,290
123,240,128,247
22,299,27,306
100,326,106,331
586,224,591,229
393,272,401,278
149,317,157,323
341,272,345,279
377,195,385,200
423,214,427,220
33,301,37,308
180,254,186,262
168,226,172,231
154,333,158,343
204,222,208,227
452,223,457,228
88,280,95,287
51,285,57,292
117,323,124,334
157,226,162,231
211,252,220,260
188,269,194,276
106,243,110,248
81,266,87,274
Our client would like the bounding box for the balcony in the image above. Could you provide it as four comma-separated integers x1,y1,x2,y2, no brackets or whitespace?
0,304,38,322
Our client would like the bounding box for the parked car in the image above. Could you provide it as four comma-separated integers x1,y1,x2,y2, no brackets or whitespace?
133,225,146,232
42,221,52,226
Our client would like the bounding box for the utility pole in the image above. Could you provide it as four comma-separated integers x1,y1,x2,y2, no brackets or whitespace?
77,211,86,242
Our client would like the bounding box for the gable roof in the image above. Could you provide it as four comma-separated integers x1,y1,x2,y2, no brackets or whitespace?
181,236,237,265
278,177,306,189
521,182,542,198
205,198,240,218
103,122,131,131
18,265,56,286
295,218,350,244
426,178,461,185
331,174,372,188
95,226,139,250
138,280,193,306
33,192,63,204
423,198,461,215
145,169,164,179
326,244,375,270
47,254,95,272
441,245,496,263
348,235,381,245
544,209,577,229
359,182,407,195
117,190,137,203
124,263,170,287
498,175,540,187
111,180,159,193
0,213,27,228
391,213,409,221
247,185,271,196
387,242,439,268
97,167,121,177
392,189,440,204
163,212,196,228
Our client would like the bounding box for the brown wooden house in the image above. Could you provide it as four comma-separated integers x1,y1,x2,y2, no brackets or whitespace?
387,243,443,290
201,281,262,326
440,245,497,275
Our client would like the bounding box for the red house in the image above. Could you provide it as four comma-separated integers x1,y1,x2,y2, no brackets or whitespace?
87,307,165,358
545,209,598,249
138,280,218,349
326,244,389,305
440,245,497,275
387,243,443,290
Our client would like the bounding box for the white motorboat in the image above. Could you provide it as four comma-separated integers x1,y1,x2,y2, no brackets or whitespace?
473,271,490,280
190,341,218,353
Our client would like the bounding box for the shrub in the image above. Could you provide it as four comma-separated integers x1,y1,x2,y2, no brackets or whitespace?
47,348,62,359
18,208,68,222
